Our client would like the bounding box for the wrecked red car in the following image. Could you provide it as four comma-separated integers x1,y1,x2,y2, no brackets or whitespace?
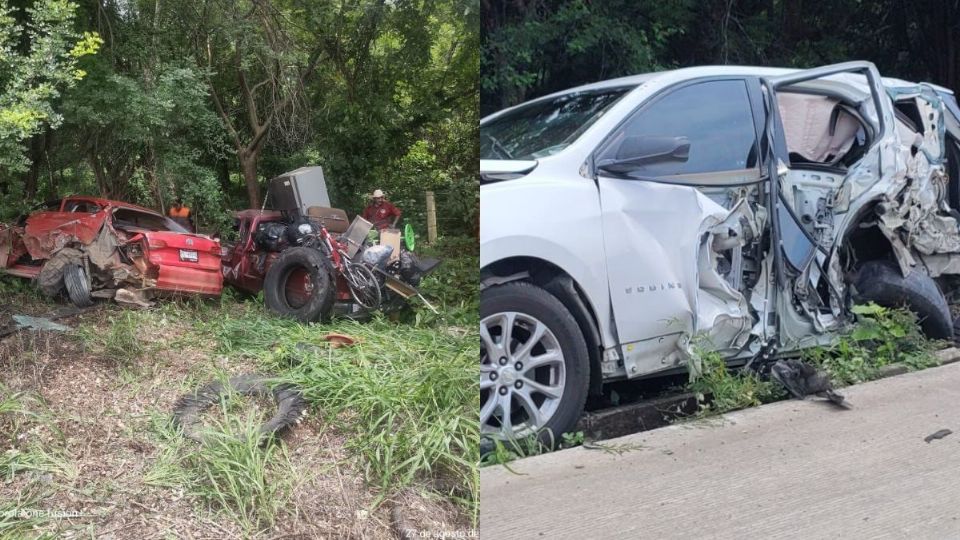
0,196,223,306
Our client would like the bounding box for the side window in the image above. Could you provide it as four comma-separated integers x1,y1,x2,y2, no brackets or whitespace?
64,201,102,213
598,79,759,179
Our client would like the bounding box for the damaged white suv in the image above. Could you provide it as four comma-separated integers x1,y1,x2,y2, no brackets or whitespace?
480,62,960,443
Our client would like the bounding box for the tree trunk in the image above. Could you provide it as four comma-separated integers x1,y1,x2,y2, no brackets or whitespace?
218,159,232,194
239,150,260,208
22,133,46,200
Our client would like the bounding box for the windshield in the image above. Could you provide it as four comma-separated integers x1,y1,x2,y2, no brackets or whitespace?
113,208,189,233
480,86,634,160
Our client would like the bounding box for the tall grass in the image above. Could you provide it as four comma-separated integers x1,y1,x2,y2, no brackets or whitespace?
0,489,56,539
0,383,71,481
203,307,480,519
147,408,295,533
76,310,148,366
188,410,295,531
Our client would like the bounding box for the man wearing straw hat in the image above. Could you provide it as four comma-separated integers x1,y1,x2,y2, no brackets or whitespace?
362,189,402,230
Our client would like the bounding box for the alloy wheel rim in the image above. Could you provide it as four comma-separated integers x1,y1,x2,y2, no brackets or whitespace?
480,311,565,439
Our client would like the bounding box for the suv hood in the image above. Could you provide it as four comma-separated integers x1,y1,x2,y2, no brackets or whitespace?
480,160,538,184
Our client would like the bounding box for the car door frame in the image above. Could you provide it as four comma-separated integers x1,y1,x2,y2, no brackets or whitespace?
759,62,895,342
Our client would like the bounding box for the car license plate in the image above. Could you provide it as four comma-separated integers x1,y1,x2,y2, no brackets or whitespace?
180,249,198,262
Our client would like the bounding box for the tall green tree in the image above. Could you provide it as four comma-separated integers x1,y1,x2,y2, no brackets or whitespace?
0,0,100,178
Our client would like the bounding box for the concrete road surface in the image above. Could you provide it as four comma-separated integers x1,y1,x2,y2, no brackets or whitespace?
481,362,960,539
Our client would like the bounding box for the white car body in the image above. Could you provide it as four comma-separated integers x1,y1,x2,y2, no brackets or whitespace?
481,61,960,390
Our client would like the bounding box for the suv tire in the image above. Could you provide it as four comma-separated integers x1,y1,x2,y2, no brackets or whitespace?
480,281,589,447
854,260,953,339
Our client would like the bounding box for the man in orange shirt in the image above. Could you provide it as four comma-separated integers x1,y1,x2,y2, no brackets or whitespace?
168,199,194,232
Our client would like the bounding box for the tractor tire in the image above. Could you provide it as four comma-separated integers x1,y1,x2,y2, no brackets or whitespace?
263,247,335,323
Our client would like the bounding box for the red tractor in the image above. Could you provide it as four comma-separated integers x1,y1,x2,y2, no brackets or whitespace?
220,167,438,322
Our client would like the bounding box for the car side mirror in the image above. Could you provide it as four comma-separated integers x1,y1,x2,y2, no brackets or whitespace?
598,135,691,173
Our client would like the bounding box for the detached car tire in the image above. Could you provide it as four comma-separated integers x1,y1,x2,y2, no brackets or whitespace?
63,264,94,308
172,374,307,443
854,260,953,339
264,247,335,323
480,281,589,447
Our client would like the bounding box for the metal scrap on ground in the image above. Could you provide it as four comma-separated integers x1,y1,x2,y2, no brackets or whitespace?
924,429,953,443
769,358,850,408
11,314,71,332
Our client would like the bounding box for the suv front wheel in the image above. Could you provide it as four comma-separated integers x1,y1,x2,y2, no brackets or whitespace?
480,281,589,446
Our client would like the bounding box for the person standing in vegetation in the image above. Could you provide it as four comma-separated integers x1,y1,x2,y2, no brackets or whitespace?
168,199,194,232
362,189,402,230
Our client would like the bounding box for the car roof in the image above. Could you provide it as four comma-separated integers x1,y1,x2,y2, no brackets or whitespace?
63,196,164,217
550,65,954,95
483,65,955,123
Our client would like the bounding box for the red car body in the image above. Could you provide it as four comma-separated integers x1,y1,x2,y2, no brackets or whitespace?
220,209,285,294
221,209,354,302
0,196,222,297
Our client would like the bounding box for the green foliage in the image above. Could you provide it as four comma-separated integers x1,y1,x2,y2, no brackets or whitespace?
0,489,55,539
803,303,938,385
480,435,551,468
165,240,482,520
687,304,937,416
188,413,295,531
0,0,100,173
0,383,70,482
416,236,480,326
206,311,479,517
482,0,960,117
1,0,478,237
481,0,694,113
688,348,784,415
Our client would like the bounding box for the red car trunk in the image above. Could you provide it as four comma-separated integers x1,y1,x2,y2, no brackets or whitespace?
140,231,223,295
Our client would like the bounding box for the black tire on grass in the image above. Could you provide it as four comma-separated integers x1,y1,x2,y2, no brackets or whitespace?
172,374,307,443
263,247,335,323
854,260,953,340
64,264,94,307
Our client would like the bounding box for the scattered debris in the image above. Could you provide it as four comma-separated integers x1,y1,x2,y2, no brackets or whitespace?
11,314,72,332
769,359,849,408
114,288,154,308
924,429,953,443
172,374,308,444
323,332,358,348
581,440,646,456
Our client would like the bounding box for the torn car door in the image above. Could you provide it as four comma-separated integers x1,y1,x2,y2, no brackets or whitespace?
762,62,899,342
594,77,769,378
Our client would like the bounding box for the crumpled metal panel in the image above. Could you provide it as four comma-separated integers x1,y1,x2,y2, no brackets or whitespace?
872,90,960,277
0,226,12,268
22,211,107,260
597,177,757,377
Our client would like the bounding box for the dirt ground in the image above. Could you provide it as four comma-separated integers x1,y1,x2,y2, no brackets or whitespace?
0,296,471,539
